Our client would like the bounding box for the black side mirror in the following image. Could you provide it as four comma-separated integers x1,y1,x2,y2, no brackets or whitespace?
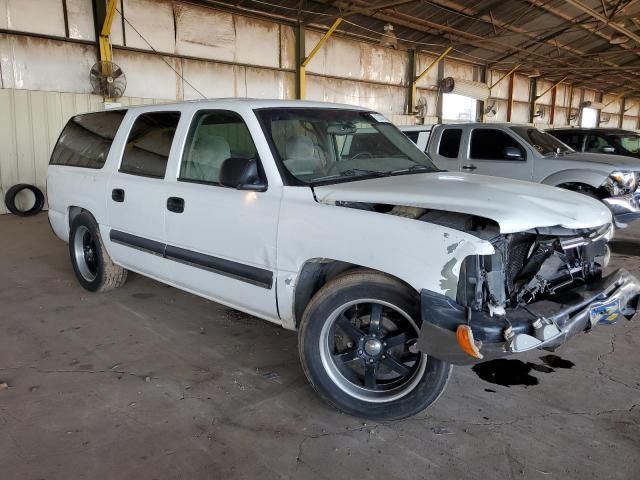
503,146,524,160
219,158,267,192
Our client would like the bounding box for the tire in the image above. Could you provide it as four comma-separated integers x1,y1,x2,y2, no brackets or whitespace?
4,184,45,216
299,270,452,420
69,212,128,292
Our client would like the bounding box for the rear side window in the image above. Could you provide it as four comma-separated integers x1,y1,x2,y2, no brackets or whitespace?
470,129,524,160
438,129,462,158
49,111,126,169
120,112,181,178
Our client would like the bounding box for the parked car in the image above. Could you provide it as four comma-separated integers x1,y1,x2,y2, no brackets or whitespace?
48,101,639,420
547,127,640,159
401,123,640,228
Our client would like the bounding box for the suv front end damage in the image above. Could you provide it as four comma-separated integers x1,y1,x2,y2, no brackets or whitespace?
418,224,640,364
600,171,640,228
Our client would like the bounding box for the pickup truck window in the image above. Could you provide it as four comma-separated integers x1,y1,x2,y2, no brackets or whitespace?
119,112,181,178
180,110,258,185
438,129,462,158
470,129,525,160
256,108,437,185
404,131,420,143
510,127,571,155
550,131,583,151
49,110,126,169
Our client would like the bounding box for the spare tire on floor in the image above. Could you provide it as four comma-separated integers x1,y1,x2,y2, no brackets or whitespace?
4,183,45,217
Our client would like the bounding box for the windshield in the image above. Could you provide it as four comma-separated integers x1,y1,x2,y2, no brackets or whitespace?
510,126,572,155
609,134,640,154
255,108,437,185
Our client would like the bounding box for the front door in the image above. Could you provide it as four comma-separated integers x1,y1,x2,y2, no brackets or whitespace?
106,110,182,279
164,108,281,321
460,128,533,181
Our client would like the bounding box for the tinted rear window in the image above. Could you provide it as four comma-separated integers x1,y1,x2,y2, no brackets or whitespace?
49,111,127,168
438,129,462,158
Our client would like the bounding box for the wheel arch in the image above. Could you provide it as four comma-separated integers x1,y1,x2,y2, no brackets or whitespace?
539,169,608,191
292,258,415,329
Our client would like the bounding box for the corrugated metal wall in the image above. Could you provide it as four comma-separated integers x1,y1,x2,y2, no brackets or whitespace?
0,89,166,213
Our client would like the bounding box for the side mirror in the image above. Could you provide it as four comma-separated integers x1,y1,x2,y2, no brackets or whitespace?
219,158,267,192
601,146,616,154
503,146,524,160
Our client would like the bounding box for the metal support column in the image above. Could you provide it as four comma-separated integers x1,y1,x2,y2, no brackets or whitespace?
298,18,342,100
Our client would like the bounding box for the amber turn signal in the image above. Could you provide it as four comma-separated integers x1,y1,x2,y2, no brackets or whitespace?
456,325,484,359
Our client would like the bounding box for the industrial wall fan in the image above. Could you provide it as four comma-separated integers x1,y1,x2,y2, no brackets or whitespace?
90,61,127,100
416,96,428,119
484,101,498,117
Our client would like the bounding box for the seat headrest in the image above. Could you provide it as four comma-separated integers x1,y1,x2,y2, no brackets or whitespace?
285,135,314,159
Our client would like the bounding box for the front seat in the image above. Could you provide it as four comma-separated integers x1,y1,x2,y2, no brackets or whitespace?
284,135,319,175
184,135,231,183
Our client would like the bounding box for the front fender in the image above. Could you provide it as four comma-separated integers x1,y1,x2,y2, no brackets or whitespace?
539,169,608,189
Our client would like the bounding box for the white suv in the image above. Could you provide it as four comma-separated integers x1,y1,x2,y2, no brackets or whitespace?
47,100,639,420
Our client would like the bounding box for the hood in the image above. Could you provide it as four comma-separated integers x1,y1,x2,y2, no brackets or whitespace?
313,172,612,234
559,151,640,168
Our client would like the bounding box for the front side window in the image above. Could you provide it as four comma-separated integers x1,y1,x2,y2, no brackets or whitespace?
470,129,525,160
119,112,181,178
180,111,258,185
438,129,462,158
585,134,613,153
510,127,571,155
256,108,437,185
609,134,640,154
50,110,126,168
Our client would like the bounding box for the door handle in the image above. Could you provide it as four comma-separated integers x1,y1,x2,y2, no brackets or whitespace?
167,197,185,213
112,188,125,202
462,164,477,171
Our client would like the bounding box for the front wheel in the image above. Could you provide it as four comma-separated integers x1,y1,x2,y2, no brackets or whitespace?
299,270,452,420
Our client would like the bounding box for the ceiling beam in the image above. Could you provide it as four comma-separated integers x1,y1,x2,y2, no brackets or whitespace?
564,0,640,44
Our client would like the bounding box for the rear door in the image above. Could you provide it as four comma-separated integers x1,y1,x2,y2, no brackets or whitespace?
163,107,281,320
461,127,533,181
106,110,182,279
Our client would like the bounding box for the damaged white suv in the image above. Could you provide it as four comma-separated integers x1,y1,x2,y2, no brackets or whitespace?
47,100,640,420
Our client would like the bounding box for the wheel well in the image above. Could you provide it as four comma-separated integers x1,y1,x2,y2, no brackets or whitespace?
68,206,92,230
556,182,606,199
292,260,414,328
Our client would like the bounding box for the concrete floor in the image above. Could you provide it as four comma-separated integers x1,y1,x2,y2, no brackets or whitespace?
0,213,639,480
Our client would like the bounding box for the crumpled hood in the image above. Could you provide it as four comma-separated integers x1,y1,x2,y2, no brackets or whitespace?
560,151,640,168
313,172,613,233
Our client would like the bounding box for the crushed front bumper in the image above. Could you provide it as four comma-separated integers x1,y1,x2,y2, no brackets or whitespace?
603,192,640,228
417,269,640,365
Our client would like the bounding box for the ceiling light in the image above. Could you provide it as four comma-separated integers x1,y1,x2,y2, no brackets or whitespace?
380,23,398,49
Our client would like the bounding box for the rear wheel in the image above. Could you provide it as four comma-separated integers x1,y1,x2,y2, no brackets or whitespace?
69,212,128,292
299,270,452,420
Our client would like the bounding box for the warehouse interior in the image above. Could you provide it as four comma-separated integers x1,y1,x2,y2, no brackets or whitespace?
1,1,640,479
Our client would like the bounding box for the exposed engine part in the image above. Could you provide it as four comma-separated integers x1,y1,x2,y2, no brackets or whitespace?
458,228,607,316
388,205,426,219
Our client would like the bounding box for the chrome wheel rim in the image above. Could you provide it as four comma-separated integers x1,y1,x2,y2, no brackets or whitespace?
73,225,98,282
319,299,426,403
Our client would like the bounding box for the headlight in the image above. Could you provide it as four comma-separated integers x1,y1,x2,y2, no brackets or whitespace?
603,171,639,195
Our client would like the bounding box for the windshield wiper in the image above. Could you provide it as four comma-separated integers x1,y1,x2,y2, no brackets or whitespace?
311,169,389,183
389,165,434,175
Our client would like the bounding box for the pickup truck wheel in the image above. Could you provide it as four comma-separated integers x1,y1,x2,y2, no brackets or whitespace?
299,271,451,420
69,212,128,292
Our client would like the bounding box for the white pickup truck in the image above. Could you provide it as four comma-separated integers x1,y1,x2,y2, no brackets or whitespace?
47,100,640,420
401,123,640,228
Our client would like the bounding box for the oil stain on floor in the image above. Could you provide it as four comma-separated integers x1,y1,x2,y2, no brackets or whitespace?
472,355,574,387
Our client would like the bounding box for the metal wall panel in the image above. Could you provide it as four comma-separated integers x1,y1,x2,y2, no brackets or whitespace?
488,70,509,100
513,74,530,103
623,116,638,130
0,88,166,214
0,34,96,92
67,0,96,41
414,53,438,89
123,0,175,53
0,0,66,36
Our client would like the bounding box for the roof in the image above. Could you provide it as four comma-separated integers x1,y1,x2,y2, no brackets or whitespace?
115,98,374,112
548,127,639,134
201,0,640,96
